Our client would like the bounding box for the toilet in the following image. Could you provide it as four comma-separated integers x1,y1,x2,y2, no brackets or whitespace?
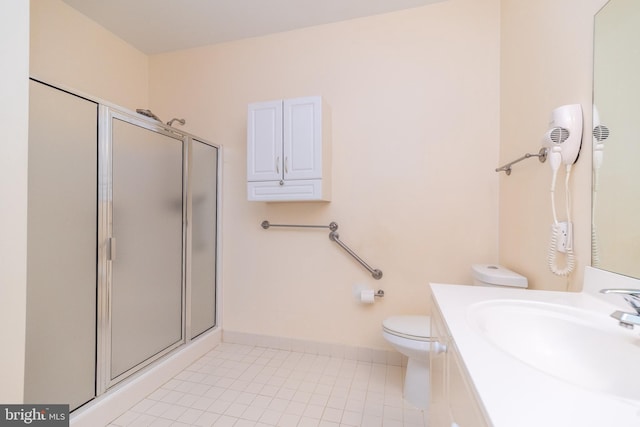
382,264,527,409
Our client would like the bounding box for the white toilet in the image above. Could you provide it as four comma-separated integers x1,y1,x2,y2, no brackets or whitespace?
382,264,527,409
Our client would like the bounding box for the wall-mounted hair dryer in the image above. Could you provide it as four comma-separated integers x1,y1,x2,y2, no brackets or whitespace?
541,104,583,168
591,105,610,268
542,104,583,277
592,105,610,173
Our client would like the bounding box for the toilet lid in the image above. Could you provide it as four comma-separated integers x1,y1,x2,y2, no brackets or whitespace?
383,315,431,341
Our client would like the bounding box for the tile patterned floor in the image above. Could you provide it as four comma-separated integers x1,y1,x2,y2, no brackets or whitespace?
107,343,428,427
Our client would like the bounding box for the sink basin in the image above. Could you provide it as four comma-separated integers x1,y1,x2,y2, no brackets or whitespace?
467,299,640,402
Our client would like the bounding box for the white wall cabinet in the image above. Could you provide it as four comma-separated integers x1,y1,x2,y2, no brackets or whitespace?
247,96,331,201
430,303,491,427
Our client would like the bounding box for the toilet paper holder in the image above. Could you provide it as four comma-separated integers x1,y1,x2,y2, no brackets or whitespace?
358,288,385,304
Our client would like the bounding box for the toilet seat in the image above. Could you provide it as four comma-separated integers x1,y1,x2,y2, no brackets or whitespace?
382,315,432,342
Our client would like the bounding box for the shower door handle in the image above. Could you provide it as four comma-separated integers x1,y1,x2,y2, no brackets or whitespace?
108,237,116,261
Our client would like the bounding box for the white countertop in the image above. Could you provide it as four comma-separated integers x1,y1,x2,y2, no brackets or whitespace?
430,269,640,427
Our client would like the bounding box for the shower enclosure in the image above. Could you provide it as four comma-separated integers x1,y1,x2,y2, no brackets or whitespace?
25,79,220,410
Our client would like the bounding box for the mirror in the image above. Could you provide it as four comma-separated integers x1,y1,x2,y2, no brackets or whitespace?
592,0,640,279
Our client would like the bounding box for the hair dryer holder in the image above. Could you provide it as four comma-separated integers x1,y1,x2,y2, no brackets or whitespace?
496,104,583,176
495,147,548,176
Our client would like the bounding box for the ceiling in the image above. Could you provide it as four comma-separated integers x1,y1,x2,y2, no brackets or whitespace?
61,0,443,54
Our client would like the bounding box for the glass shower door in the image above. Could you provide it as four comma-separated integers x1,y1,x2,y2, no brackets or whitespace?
109,117,185,381
189,139,218,338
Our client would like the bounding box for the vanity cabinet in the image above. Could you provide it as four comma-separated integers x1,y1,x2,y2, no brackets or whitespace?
247,96,331,201
430,303,491,427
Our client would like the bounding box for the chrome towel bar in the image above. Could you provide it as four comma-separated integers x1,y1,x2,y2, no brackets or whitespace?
261,220,383,280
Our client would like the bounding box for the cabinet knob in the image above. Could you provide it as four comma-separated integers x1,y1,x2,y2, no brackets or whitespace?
432,341,447,354
279,180,284,186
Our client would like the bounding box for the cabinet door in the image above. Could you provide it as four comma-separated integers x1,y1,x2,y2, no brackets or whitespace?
247,100,282,182
430,306,454,427
25,80,97,411
449,346,491,427
283,96,322,180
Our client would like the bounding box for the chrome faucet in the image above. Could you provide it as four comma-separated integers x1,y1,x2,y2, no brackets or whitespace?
599,289,640,329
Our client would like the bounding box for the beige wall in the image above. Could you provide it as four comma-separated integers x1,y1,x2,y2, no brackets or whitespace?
499,0,608,291
21,0,609,353
0,0,29,403
150,0,501,349
30,0,149,110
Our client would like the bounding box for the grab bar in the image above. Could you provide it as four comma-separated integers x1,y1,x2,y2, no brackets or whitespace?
261,220,338,231
329,231,383,280
495,147,547,175
261,220,383,280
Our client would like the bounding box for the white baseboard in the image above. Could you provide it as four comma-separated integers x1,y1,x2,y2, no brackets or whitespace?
222,330,404,367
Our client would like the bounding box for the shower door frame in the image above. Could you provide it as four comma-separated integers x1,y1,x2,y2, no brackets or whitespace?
96,106,190,394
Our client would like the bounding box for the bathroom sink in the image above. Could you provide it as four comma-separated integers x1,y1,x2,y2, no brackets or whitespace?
467,299,640,403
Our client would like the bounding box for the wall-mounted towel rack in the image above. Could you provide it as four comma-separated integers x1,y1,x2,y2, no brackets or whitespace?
495,147,547,175
261,220,383,280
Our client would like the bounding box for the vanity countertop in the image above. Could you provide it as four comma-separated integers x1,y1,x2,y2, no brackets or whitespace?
430,274,640,427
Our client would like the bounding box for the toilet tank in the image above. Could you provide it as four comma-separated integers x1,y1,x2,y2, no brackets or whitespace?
471,264,528,288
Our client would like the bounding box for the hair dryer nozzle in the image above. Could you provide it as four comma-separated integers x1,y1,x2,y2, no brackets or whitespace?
544,127,570,145
593,125,610,142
